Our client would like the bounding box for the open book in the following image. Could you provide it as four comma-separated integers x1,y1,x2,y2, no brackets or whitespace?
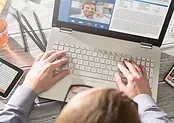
0,0,7,14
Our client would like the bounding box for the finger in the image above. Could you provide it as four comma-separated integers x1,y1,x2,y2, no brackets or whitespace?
52,69,70,84
129,59,142,75
124,59,139,77
117,62,133,81
34,53,44,63
52,58,69,68
46,50,66,62
115,73,126,91
41,50,57,60
140,65,147,77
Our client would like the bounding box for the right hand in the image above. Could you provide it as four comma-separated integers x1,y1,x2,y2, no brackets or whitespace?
115,59,152,99
23,50,70,94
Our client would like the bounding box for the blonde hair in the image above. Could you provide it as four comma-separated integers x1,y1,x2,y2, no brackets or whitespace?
56,89,141,123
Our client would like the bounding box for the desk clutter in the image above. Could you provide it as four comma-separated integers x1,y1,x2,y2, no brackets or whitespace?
9,7,47,52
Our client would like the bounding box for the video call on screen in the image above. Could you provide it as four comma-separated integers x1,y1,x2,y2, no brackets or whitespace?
58,0,172,39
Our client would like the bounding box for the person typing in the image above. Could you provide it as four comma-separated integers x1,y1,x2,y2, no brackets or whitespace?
0,51,171,123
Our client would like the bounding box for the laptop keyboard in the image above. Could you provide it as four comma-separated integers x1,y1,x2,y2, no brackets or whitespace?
53,42,155,88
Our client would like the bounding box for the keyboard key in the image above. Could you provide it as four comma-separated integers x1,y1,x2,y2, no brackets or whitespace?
83,56,88,60
54,41,59,45
94,58,99,62
78,60,83,65
92,52,97,57
91,68,97,73
64,47,69,51
89,56,94,61
68,63,74,69
106,65,112,70
112,61,117,66
115,56,120,61
104,54,109,59
109,71,114,76
101,64,106,69
109,55,114,60
146,62,150,67
95,63,100,68
106,60,111,65
75,49,81,54
150,63,154,68
146,58,150,61
103,70,108,75
141,61,145,66
137,60,140,65
72,53,77,58
79,65,85,70
81,50,86,54
150,68,154,78
70,48,75,52
58,46,64,51
97,69,102,74
53,45,58,50
142,57,145,61
86,67,91,72
74,65,79,69
102,75,107,80
89,62,94,67
87,51,92,56
72,59,77,64
112,66,117,71
98,53,103,58
77,54,82,59
84,61,89,66
100,59,105,64
151,59,155,62
108,76,113,81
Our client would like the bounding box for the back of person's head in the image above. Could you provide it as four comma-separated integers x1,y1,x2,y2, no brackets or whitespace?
56,88,141,123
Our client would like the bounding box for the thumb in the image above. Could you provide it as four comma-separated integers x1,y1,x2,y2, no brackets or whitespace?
115,73,126,91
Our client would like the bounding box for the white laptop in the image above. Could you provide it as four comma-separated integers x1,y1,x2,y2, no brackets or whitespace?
39,0,174,102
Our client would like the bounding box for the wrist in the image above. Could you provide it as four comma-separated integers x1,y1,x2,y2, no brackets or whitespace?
23,80,40,94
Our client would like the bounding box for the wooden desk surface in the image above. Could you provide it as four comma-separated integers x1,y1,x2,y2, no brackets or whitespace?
0,0,174,122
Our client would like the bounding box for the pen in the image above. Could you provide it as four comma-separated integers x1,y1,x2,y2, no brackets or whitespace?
16,11,28,52
33,12,47,47
19,12,46,51
10,12,45,52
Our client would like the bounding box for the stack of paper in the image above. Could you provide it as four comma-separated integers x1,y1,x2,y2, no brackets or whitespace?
0,0,7,14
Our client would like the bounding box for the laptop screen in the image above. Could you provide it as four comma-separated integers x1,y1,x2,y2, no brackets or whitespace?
58,0,172,39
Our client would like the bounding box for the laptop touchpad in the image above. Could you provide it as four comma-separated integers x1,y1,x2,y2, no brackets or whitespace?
72,78,105,88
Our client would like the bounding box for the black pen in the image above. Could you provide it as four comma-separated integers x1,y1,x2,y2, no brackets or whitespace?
19,12,46,52
33,12,47,47
16,11,28,52
10,12,45,52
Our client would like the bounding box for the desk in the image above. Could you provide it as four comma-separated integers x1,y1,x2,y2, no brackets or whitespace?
0,0,174,122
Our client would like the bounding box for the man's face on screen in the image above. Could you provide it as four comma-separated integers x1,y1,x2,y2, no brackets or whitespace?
83,4,96,18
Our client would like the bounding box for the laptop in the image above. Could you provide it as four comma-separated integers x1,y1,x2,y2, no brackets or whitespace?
39,0,174,102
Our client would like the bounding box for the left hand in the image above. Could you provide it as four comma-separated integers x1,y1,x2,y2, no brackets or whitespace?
23,50,70,94
115,59,152,99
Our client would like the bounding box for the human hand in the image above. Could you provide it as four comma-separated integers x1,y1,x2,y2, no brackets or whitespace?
23,50,70,94
115,59,152,99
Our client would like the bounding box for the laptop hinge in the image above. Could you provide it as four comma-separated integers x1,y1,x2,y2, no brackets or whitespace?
60,27,72,34
140,42,153,49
